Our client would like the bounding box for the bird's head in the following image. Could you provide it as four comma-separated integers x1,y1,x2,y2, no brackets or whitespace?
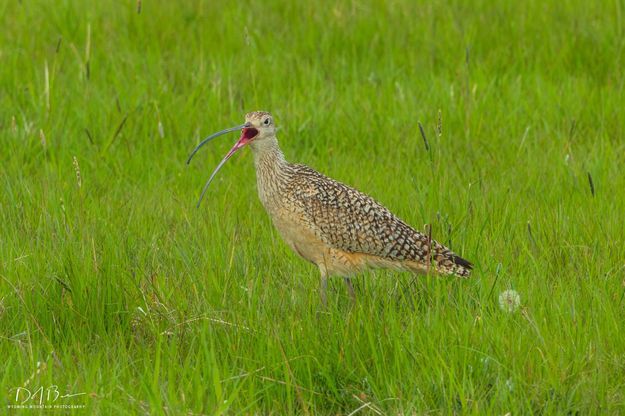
242,111,276,144
186,111,276,207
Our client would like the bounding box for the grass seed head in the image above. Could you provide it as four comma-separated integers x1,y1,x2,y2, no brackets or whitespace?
72,156,82,188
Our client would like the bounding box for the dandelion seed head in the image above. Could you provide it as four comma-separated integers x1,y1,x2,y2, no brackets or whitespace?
506,378,514,391
480,356,492,370
499,289,521,313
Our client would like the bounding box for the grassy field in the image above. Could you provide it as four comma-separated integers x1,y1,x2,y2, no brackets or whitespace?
2,0,625,414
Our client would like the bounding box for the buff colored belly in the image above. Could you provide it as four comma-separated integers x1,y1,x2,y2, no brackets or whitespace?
268,208,420,276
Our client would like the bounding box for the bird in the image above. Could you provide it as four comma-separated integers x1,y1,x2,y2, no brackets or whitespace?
187,111,472,304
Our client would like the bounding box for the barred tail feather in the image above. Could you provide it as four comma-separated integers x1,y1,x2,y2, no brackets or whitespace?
448,254,473,277
433,243,473,277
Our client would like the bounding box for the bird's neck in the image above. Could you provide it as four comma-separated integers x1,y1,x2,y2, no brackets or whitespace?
250,136,289,207
250,136,287,172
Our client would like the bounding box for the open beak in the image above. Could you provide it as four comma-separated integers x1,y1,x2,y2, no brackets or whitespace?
187,122,259,207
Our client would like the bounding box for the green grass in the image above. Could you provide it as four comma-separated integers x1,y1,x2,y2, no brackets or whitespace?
2,0,625,413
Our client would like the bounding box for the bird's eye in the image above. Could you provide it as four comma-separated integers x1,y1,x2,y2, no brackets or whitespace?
263,118,271,126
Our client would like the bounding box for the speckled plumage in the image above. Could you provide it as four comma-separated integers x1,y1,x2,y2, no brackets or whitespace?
243,111,473,293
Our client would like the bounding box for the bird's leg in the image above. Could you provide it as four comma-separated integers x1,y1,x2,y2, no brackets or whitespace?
320,271,328,307
344,277,356,303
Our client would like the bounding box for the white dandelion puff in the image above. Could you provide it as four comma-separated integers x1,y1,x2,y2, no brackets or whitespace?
499,289,521,313
505,378,514,392
480,356,492,370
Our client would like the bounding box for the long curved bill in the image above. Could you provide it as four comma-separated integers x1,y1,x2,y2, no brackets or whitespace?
186,124,247,165
187,123,257,208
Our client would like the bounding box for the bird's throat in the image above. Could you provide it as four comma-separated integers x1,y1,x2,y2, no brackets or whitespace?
251,136,288,207
250,136,286,169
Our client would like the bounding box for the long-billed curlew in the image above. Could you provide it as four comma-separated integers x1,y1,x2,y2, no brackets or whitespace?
187,111,472,304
